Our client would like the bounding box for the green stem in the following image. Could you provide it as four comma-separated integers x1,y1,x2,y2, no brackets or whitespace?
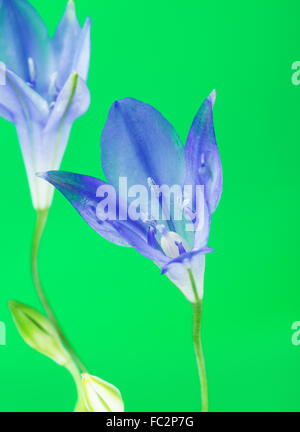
66,362,87,412
31,209,87,373
188,269,208,412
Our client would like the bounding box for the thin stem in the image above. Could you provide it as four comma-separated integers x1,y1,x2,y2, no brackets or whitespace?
192,301,208,412
188,269,208,412
31,209,87,373
66,362,87,412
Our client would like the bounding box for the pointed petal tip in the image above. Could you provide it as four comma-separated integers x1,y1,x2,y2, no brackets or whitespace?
36,170,64,182
113,99,123,109
112,99,123,112
66,0,91,29
113,97,137,107
200,246,214,254
111,97,141,114
209,89,216,106
65,0,78,22
161,247,214,275
36,172,47,180
67,0,75,11
36,171,58,185
161,266,168,275
113,98,129,107
84,16,92,27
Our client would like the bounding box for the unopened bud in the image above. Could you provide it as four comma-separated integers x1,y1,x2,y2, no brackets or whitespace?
8,301,70,366
82,373,124,412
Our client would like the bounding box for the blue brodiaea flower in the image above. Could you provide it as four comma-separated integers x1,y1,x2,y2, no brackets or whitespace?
40,93,222,302
0,0,90,209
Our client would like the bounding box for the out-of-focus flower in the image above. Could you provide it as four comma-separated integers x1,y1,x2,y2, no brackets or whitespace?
82,373,124,412
0,0,91,209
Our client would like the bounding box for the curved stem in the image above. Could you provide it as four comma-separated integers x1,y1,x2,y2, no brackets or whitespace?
31,209,87,373
66,362,87,412
188,269,208,412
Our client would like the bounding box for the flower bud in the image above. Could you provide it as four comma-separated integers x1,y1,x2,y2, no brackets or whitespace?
82,373,124,412
8,301,70,366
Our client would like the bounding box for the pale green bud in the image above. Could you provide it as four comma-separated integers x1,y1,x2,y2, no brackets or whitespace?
82,373,124,412
8,301,70,366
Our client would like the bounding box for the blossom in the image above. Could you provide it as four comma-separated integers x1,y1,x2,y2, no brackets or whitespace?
0,0,91,209
40,92,222,302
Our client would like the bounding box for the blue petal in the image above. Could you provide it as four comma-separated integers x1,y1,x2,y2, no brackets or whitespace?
0,0,50,92
39,170,169,266
39,171,138,246
0,67,52,209
192,198,212,250
52,1,91,90
0,103,13,122
0,67,49,124
101,98,185,192
185,90,223,213
71,17,91,82
161,246,214,274
43,73,90,171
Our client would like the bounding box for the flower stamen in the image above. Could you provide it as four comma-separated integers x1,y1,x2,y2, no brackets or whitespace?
175,240,186,255
27,57,36,86
184,207,197,223
159,230,189,258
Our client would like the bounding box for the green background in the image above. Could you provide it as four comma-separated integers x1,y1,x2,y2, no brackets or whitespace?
0,0,299,412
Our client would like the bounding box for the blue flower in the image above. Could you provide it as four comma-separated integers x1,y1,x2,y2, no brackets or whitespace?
40,93,222,302
0,0,91,209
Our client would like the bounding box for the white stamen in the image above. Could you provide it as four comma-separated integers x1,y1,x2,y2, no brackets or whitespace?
160,231,189,258
49,72,58,99
28,57,36,83
147,177,160,198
